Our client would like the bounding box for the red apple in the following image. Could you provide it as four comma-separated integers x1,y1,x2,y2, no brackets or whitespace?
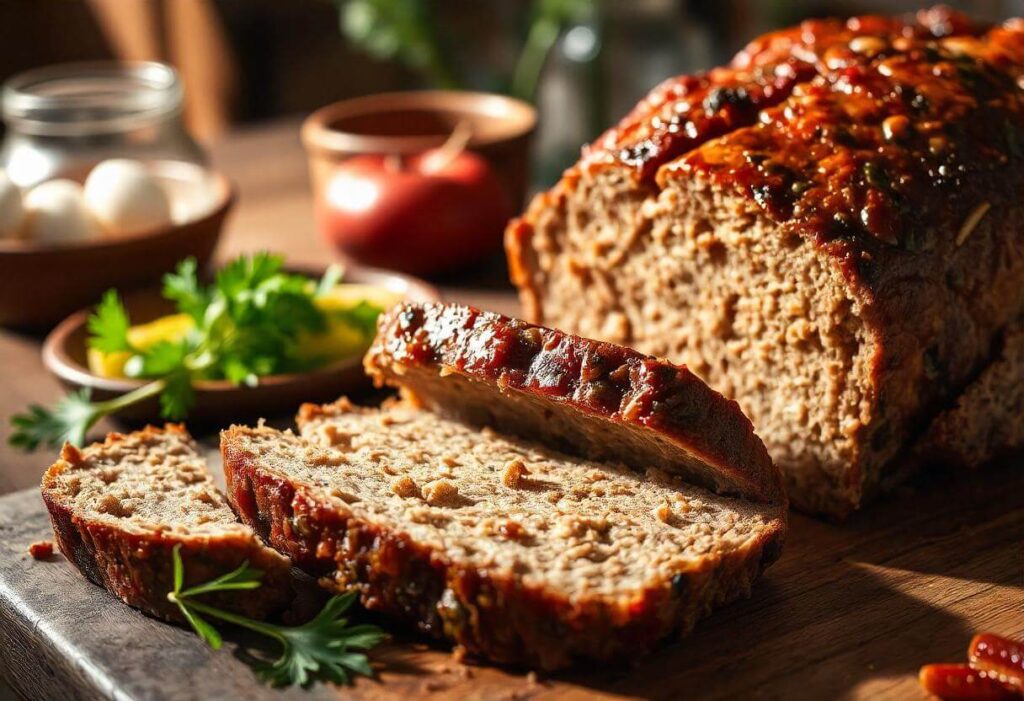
316,147,512,275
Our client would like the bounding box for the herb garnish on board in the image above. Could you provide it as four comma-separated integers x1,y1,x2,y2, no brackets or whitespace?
168,545,386,687
10,253,377,450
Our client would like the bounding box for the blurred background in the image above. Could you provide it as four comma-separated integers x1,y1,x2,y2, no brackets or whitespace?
4,0,1023,187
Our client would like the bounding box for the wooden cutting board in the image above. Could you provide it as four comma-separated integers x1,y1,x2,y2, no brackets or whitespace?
1,451,1021,701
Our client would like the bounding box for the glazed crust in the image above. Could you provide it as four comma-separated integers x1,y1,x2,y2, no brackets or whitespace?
507,7,1024,514
41,425,292,623
222,428,785,671
582,9,978,184
363,302,784,505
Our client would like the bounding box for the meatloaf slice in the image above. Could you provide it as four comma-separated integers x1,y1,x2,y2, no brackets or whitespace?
41,424,293,622
222,402,785,671
364,301,783,505
507,8,1024,516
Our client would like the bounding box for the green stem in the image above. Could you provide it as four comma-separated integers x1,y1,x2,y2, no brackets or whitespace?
173,596,287,644
510,17,561,101
96,379,167,415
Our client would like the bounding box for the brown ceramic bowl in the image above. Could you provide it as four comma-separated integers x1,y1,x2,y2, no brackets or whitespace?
301,90,537,211
41,265,440,427
0,161,233,329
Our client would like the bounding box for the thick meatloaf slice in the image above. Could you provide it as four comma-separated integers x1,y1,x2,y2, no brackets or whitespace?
364,301,783,505
41,424,293,622
222,402,785,671
506,7,1024,516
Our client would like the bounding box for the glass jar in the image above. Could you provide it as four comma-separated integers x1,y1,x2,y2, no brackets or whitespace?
0,61,205,187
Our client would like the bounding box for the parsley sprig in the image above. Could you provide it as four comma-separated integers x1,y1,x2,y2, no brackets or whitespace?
168,545,386,687
10,253,377,451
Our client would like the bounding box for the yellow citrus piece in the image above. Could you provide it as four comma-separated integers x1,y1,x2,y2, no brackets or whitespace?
87,313,195,378
86,348,132,379
126,313,195,349
314,283,404,312
294,320,368,364
295,284,404,364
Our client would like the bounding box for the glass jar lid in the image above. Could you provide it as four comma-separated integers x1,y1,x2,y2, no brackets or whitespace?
2,61,184,137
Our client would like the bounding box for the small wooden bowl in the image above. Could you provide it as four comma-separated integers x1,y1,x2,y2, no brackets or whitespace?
301,90,537,209
41,266,440,427
0,161,234,329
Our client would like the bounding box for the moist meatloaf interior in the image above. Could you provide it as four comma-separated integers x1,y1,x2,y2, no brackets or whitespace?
508,9,1018,516
365,301,783,505
247,399,786,600
520,177,872,511
376,357,779,504
44,426,262,539
43,425,294,623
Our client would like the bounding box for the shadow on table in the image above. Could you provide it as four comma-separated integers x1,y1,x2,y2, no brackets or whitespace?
835,457,1023,585
545,559,968,700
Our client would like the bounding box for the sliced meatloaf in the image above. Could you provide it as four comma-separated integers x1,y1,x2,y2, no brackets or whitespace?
364,301,782,505
41,424,293,622
222,400,785,670
506,7,1024,516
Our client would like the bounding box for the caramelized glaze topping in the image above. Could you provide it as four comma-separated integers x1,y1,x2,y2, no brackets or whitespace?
582,8,1024,250
583,9,979,183
674,29,1024,248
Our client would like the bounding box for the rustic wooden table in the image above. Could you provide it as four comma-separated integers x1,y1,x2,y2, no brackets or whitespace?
0,120,1021,701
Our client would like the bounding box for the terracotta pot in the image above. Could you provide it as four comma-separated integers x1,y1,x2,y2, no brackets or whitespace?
301,90,537,213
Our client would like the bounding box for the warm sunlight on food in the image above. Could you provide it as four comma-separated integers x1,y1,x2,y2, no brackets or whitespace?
87,284,399,379
87,313,194,378
2,4,1022,698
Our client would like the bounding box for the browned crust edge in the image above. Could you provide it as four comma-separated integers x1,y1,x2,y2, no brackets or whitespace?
364,302,784,506
41,425,293,622
222,425,786,671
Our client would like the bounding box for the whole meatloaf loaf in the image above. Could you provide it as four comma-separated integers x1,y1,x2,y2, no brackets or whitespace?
222,303,786,670
506,7,1024,516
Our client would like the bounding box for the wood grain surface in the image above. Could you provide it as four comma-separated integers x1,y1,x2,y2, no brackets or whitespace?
0,121,1021,700
0,441,1021,701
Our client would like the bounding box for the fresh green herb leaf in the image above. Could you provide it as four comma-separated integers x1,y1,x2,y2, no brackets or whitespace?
125,340,190,378
254,591,387,688
162,258,209,323
158,370,195,420
170,544,223,650
215,252,284,300
178,558,264,599
173,541,185,593
87,290,133,353
167,544,385,687
11,253,392,450
8,381,166,450
8,389,98,450
179,601,224,650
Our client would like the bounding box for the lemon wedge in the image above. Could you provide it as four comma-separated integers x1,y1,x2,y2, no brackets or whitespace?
296,285,404,364
87,313,195,378
314,284,403,312
86,285,403,378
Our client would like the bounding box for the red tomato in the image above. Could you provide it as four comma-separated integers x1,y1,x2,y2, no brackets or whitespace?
317,148,512,275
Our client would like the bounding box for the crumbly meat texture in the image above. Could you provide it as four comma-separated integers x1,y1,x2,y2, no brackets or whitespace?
506,8,1024,516
914,321,1024,467
364,302,783,505
41,425,293,622
222,403,785,670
